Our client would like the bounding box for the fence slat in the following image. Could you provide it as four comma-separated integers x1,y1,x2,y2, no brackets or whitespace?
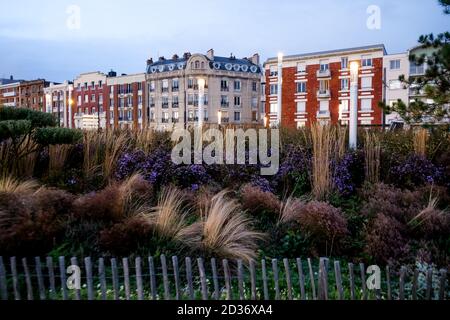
249,260,257,300
70,257,81,300
359,263,367,300
237,259,245,300
148,256,157,300
35,257,46,300
211,258,220,300
122,258,131,300
334,261,344,300
58,256,68,300
426,267,433,300
46,257,56,300
10,257,20,300
85,257,94,300
172,256,181,300
160,255,170,300
385,266,392,300
135,257,144,301
261,259,269,300
111,258,120,300
399,266,406,301
296,258,306,300
439,269,447,300
348,263,355,300
198,258,208,300
98,258,107,300
283,259,293,300
318,258,328,300
22,258,34,300
308,258,317,300
0,257,7,300
412,268,418,301
223,259,232,300
185,257,194,300
272,259,280,300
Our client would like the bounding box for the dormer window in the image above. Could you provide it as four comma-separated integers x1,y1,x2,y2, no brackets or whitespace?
195,61,200,69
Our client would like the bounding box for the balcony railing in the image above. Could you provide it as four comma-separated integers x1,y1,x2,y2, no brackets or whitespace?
221,102,229,107
221,117,230,123
172,118,179,123
317,69,331,78
317,90,331,98
172,103,179,108
161,118,169,123
172,87,179,92
221,87,229,92
162,103,169,109
161,87,169,93
317,110,330,118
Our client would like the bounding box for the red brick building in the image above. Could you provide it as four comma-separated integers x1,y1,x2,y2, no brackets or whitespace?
264,44,386,128
19,79,50,111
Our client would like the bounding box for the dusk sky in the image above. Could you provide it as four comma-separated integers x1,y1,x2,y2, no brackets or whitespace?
0,0,448,82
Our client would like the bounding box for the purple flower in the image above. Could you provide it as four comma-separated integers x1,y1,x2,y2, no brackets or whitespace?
390,154,443,188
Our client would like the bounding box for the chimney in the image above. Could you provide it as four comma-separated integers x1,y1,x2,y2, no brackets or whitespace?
207,48,214,59
159,56,165,61
147,58,153,65
10,75,13,80
251,53,260,65
172,54,179,60
183,52,191,60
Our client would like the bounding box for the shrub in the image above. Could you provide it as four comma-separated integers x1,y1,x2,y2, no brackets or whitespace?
180,191,265,261
240,184,281,216
333,151,364,196
0,176,39,194
172,164,211,191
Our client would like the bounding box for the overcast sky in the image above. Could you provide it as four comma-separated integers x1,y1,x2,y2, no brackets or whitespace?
0,0,448,82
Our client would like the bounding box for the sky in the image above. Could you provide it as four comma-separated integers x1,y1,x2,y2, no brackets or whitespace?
0,0,448,82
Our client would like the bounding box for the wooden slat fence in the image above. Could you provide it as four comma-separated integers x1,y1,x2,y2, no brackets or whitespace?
0,255,447,300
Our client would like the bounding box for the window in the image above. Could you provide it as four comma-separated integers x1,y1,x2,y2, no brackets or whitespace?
390,59,401,70
119,98,125,108
127,96,132,106
77,96,81,106
234,111,241,122
251,97,258,108
297,62,306,73
99,95,103,105
84,94,88,103
297,82,306,93
341,57,349,69
109,98,114,107
340,78,349,91
188,78,194,89
149,81,155,92
173,95,179,107
221,95,229,107
173,111,179,120
410,63,425,75
389,80,402,90
269,65,278,77
162,80,169,92
149,97,155,107
137,82,142,91
220,80,229,91
84,83,88,89
188,94,194,105
234,80,241,91
339,100,349,112
361,55,373,67
319,60,329,71
270,103,278,113
361,77,372,89
138,96,143,105
296,101,306,113
234,96,241,107
110,111,114,119
319,100,329,113
270,84,278,95
99,80,103,88
91,81,95,88
127,84,132,93
138,109,142,119
162,112,169,122
319,80,329,93
252,82,257,92
195,61,200,69
361,98,372,111
91,94,96,102
172,79,179,91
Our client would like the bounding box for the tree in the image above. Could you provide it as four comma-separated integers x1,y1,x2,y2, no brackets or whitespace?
381,2,449,124
0,106,82,176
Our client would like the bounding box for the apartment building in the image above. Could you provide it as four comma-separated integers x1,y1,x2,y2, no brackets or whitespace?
44,81,74,127
146,49,262,130
0,77,23,107
384,52,409,124
72,72,108,130
107,73,146,129
19,79,50,111
264,44,386,128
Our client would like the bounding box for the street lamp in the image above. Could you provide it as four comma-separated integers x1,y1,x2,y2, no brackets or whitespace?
349,61,359,149
68,98,74,128
198,78,206,127
263,114,269,128
217,110,222,125
277,52,283,127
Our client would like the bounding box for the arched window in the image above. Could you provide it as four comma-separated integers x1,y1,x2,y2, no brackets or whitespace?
195,60,200,69
201,61,205,69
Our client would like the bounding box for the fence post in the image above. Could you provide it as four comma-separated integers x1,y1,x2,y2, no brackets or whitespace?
185,257,194,300
348,263,355,300
0,257,7,300
283,258,293,300
84,257,94,301
122,258,131,300
172,256,181,300
272,259,280,300
249,260,257,300
296,258,306,300
334,261,344,300
10,257,20,300
237,259,245,300
211,258,220,300
148,256,157,300
160,254,170,300
22,258,34,300
261,259,269,300
399,266,406,301
385,265,392,300
46,257,56,300
439,269,447,300
197,258,208,300
70,257,81,300
223,259,232,300
307,258,317,300
111,258,120,300
58,256,68,300
35,257,46,300
412,268,418,301
426,267,433,300
359,262,367,300
319,258,328,300
98,258,107,300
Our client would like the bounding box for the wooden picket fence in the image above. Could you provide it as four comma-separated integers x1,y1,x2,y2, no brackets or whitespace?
0,255,447,301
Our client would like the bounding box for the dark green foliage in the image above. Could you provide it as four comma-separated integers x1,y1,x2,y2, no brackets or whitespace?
0,120,31,141
34,127,83,145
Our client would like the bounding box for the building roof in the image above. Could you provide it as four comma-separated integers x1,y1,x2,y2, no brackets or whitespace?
264,44,387,65
0,78,23,85
147,54,261,74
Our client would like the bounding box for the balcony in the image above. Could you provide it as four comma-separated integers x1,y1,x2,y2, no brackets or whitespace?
317,90,331,98
150,103,155,108
221,102,229,107
317,110,330,118
3,91,16,98
172,103,179,108
172,87,179,92
161,118,169,123
317,69,331,78
161,87,169,93
221,87,229,92
221,117,230,123
172,118,179,123
162,103,169,109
